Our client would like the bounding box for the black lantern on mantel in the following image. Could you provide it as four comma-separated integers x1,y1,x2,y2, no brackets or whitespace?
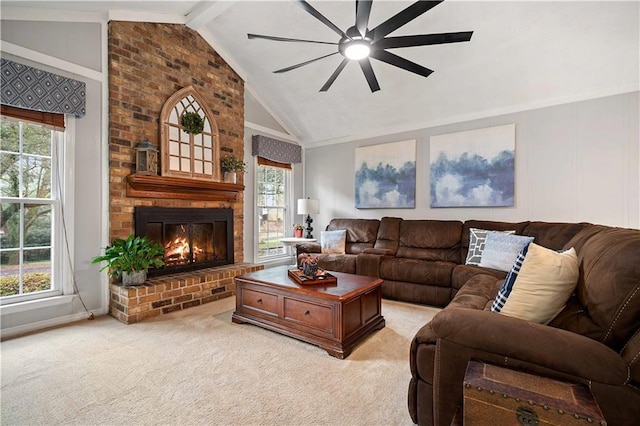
134,139,158,175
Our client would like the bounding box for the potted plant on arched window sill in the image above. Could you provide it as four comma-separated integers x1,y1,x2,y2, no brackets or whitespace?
220,155,247,184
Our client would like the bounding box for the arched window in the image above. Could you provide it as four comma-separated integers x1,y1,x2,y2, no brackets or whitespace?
160,86,220,181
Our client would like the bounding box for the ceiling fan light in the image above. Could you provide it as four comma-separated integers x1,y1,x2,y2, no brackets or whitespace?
344,42,370,60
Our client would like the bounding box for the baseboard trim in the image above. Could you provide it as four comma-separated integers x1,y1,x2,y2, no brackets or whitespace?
0,308,108,340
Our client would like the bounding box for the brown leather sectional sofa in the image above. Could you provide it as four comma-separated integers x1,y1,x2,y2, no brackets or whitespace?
296,217,640,426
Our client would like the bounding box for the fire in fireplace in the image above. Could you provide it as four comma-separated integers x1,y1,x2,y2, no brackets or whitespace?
134,207,234,276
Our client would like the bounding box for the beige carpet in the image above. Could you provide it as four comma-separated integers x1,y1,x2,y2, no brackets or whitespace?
1,297,439,426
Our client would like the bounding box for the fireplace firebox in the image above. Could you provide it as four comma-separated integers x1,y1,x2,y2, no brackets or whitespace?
134,207,234,276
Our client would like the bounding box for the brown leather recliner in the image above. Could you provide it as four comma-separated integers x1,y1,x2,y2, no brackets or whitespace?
295,218,380,274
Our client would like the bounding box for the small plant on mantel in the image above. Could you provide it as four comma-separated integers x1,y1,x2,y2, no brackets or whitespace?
220,155,247,173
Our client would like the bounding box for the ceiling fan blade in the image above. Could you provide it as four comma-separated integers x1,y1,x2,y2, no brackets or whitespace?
369,1,442,42
370,49,433,78
320,58,349,92
293,0,347,39
374,31,473,49
359,58,380,92
248,33,338,46
274,52,339,73
355,0,373,37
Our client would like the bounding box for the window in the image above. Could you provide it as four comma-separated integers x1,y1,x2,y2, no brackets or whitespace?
0,115,68,303
160,86,220,181
256,163,290,261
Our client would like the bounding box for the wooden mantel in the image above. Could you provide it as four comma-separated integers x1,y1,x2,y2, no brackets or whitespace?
126,174,244,201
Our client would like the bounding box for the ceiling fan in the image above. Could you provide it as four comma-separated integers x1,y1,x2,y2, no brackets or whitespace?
248,0,473,92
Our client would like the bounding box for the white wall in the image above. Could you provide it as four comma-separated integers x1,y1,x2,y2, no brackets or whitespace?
305,92,640,231
1,20,108,336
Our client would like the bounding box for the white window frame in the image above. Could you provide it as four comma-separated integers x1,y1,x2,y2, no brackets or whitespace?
254,160,292,264
0,116,74,306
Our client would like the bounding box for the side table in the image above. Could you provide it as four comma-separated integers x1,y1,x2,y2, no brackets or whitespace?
280,237,316,266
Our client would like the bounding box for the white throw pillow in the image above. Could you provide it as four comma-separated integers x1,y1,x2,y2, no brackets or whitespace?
321,230,346,254
499,243,579,324
479,232,534,272
465,228,516,266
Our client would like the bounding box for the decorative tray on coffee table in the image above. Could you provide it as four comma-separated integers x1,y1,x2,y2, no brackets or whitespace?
288,268,337,286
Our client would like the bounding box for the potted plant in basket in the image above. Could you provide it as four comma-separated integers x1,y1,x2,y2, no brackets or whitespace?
220,154,247,184
91,234,165,286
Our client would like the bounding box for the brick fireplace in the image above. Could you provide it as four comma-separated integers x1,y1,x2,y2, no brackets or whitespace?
107,22,262,324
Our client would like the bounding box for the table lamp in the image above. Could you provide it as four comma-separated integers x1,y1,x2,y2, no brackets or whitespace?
297,198,319,239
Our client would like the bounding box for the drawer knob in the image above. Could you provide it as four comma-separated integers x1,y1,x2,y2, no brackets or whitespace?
304,310,310,316
257,298,262,304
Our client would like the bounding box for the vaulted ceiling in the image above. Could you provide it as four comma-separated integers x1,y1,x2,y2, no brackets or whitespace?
2,1,639,146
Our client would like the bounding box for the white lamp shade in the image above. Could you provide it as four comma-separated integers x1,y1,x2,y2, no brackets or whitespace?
297,198,319,215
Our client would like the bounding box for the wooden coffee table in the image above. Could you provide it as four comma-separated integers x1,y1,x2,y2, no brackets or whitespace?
232,265,385,359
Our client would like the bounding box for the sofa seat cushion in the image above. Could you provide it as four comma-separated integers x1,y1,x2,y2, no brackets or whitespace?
316,253,356,274
380,257,455,287
448,273,503,311
383,280,452,307
451,264,506,292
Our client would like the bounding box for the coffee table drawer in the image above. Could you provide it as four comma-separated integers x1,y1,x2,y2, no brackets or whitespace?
283,297,333,332
241,288,279,316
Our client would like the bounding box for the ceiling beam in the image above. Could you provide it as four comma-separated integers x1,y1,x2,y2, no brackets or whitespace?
186,1,238,30
108,10,186,24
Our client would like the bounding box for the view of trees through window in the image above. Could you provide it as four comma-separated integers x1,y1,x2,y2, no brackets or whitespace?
256,164,287,259
0,117,55,298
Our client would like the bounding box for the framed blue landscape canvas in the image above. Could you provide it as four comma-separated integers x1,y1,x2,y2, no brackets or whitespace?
430,124,515,207
355,140,416,209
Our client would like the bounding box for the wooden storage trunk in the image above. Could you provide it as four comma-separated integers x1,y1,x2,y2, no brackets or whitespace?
463,361,606,425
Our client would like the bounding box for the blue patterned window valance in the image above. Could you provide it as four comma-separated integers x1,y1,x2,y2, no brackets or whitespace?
1,58,86,118
252,135,301,164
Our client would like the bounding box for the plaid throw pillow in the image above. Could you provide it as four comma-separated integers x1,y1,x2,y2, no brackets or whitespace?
491,243,530,312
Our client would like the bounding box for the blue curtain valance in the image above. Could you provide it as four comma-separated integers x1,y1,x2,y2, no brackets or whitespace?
252,135,301,164
1,58,86,118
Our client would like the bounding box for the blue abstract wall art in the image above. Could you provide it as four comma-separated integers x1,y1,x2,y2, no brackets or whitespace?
355,140,416,209
430,124,515,207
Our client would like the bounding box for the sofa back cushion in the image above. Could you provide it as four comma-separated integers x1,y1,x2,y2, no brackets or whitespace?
374,216,402,254
522,221,591,250
326,218,379,254
461,220,529,261
550,225,640,352
397,220,462,263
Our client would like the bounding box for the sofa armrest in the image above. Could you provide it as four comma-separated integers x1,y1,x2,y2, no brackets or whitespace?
431,308,628,385
428,308,630,426
356,253,383,277
295,242,321,256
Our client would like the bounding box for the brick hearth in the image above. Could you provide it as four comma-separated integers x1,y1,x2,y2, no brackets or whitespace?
110,263,263,324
